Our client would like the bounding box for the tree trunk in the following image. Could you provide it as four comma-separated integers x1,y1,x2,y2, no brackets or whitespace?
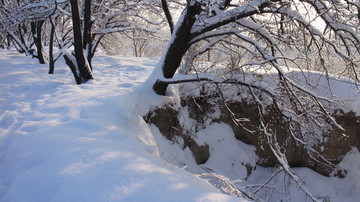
7,29,29,55
83,0,93,69
63,53,83,84
31,21,46,64
17,24,28,55
161,0,174,34
48,17,56,74
153,4,202,95
280,14,285,35
6,35,11,49
69,0,93,83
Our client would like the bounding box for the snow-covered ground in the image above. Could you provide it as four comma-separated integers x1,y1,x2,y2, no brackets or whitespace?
0,50,241,201
0,49,359,201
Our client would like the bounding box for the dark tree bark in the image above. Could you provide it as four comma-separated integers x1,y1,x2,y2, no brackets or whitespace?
17,24,28,54
6,35,11,48
31,21,46,64
63,53,83,84
280,14,285,35
48,17,56,74
161,0,174,34
153,4,202,95
69,0,93,84
153,1,269,95
83,0,93,69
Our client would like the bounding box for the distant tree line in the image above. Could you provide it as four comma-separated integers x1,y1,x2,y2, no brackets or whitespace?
0,0,166,83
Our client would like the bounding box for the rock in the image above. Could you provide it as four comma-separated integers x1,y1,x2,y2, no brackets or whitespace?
144,92,360,177
144,106,210,164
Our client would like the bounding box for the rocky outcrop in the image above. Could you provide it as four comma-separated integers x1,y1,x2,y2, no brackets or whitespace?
144,93,360,177
144,107,210,164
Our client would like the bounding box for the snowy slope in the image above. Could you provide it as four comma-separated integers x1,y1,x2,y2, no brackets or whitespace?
0,50,242,202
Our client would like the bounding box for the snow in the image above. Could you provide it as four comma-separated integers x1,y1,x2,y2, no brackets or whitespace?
287,70,360,115
195,123,257,180
191,0,268,34
1,49,360,201
0,50,240,201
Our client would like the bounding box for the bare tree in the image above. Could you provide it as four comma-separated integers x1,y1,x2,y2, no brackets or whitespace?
90,0,166,56
1,0,166,83
153,0,359,95
151,0,359,200
0,0,56,62
30,20,46,64
62,0,93,84
61,0,165,82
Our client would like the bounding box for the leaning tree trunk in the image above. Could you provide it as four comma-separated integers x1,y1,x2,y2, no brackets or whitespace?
15,24,30,55
153,4,202,95
69,0,93,84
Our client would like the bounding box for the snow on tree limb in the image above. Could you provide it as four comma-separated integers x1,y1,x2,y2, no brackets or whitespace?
191,0,271,35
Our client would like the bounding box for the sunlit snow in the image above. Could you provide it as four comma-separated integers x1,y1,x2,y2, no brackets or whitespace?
0,49,359,201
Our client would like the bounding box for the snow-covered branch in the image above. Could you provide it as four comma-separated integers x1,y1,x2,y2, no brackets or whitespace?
190,0,271,36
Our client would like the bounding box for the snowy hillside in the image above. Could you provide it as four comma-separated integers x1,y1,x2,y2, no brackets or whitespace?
1,49,360,201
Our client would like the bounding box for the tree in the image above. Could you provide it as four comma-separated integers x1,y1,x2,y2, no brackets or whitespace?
82,0,92,68
61,0,165,83
62,0,93,84
48,16,56,74
90,0,166,56
151,0,359,200
30,20,46,64
1,0,166,82
0,0,56,62
153,0,359,95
